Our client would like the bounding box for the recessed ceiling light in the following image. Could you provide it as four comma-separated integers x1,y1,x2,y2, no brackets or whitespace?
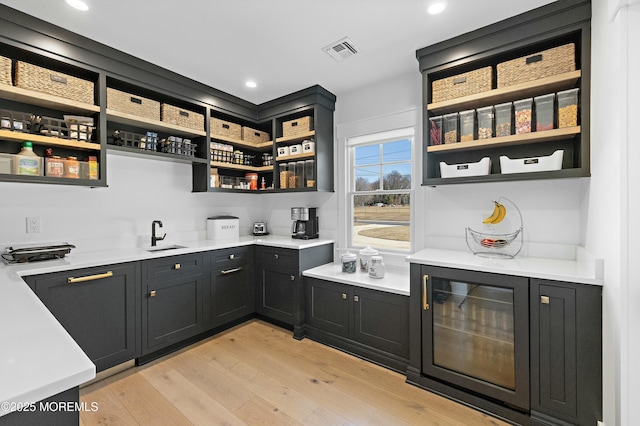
65,0,89,11
245,81,257,88
427,2,446,15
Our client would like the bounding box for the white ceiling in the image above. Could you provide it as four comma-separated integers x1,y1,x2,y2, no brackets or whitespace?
0,0,556,104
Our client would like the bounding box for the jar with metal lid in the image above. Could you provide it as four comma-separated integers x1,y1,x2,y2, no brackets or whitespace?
341,252,357,273
45,155,65,178
64,156,80,179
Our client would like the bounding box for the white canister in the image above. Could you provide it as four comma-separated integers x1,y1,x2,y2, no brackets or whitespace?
368,255,385,279
289,144,303,155
302,140,315,154
277,146,290,157
358,246,379,272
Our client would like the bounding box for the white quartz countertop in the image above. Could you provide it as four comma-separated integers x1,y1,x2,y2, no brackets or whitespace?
303,263,410,296
406,248,603,286
0,235,334,417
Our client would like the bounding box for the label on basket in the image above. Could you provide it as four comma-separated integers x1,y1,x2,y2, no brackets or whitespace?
179,110,190,117
50,74,67,85
453,76,467,85
526,54,543,64
222,123,230,129
524,159,539,164
456,165,469,170
130,97,142,104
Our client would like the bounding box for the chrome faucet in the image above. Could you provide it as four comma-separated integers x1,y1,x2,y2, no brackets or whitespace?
151,220,166,246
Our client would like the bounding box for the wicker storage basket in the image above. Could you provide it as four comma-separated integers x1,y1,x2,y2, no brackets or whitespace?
161,104,204,131
242,126,270,145
107,88,160,121
497,43,576,88
282,116,312,138
431,66,492,103
0,55,11,85
14,61,94,104
211,117,241,140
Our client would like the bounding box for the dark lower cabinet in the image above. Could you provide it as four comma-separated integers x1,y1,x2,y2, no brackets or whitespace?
255,244,333,336
141,253,205,355
25,263,140,372
208,247,254,328
530,279,602,426
305,277,409,372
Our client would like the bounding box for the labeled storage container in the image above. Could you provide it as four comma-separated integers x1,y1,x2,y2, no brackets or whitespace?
278,164,290,189
500,150,564,174
440,157,491,178
14,61,95,104
557,88,579,128
305,159,315,188
431,66,493,103
207,216,240,240
476,106,494,139
0,55,11,85
211,118,242,140
241,126,270,144
534,93,555,131
287,162,299,188
282,116,312,138
277,145,290,158
302,140,315,154
443,113,459,144
428,115,443,145
459,109,475,142
161,104,205,132
495,102,513,137
106,88,160,121
514,98,533,134
497,43,576,88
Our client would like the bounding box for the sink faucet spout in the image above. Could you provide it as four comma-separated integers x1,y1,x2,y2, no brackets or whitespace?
151,220,166,246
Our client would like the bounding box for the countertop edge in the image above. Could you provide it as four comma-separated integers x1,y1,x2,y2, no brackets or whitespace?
303,263,410,296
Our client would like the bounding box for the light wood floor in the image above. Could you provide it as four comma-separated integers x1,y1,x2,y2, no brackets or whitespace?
80,319,507,425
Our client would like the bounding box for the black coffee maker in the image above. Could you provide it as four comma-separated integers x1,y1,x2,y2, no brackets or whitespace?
291,207,319,239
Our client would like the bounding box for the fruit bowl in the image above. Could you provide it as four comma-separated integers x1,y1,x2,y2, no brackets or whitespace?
465,197,523,258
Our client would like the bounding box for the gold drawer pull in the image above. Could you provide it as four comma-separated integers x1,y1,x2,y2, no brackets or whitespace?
342,293,347,300
274,254,279,259
354,295,359,302
150,290,157,297
541,295,550,304
174,263,181,270
229,254,235,260
290,275,295,281
68,271,113,284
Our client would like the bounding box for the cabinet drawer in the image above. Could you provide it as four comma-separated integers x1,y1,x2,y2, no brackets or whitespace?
211,246,253,268
260,247,298,270
145,252,203,281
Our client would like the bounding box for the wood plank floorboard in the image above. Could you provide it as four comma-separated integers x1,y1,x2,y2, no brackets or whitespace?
80,319,509,426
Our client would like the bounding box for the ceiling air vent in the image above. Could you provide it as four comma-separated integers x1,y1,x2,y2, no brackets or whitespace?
323,37,359,62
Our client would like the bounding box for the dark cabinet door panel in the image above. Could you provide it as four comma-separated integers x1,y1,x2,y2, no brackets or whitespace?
306,278,350,338
210,265,253,327
26,263,140,372
353,288,409,358
260,268,297,324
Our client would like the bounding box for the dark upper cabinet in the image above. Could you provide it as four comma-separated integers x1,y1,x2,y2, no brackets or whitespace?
141,252,205,354
24,262,140,372
530,278,602,426
416,0,591,185
208,246,255,328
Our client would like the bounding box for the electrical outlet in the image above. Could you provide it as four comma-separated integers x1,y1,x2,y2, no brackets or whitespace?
26,216,41,233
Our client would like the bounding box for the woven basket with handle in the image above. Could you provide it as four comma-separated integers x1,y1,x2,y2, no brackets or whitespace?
14,61,94,104
497,43,576,88
431,67,492,103
107,88,160,121
0,55,11,85
161,104,204,131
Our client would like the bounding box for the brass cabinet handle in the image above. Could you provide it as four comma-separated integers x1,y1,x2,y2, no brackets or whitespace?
67,271,113,284
229,254,235,260
354,295,359,302
275,254,279,259
422,274,430,310
541,295,550,304
290,275,295,281
174,263,181,270
149,290,157,297
342,293,347,300
221,267,242,275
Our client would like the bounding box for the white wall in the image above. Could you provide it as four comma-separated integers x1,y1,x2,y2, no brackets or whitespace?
0,152,338,251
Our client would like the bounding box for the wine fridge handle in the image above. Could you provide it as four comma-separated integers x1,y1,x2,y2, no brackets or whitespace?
422,274,430,310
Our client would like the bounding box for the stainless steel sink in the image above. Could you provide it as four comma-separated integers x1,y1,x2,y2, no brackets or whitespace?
145,244,187,252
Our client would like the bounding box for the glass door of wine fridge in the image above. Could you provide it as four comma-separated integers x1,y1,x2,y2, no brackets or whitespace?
420,265,530,411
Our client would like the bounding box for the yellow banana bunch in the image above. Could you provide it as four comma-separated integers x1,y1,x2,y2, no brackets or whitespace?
483,201,507,225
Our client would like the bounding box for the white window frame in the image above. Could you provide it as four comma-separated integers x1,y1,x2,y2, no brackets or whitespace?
347,128,415,253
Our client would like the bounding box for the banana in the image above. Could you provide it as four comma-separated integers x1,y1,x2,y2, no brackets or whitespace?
482,201,507,224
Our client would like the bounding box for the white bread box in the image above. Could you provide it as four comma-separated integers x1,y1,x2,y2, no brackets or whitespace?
207,215,239,240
